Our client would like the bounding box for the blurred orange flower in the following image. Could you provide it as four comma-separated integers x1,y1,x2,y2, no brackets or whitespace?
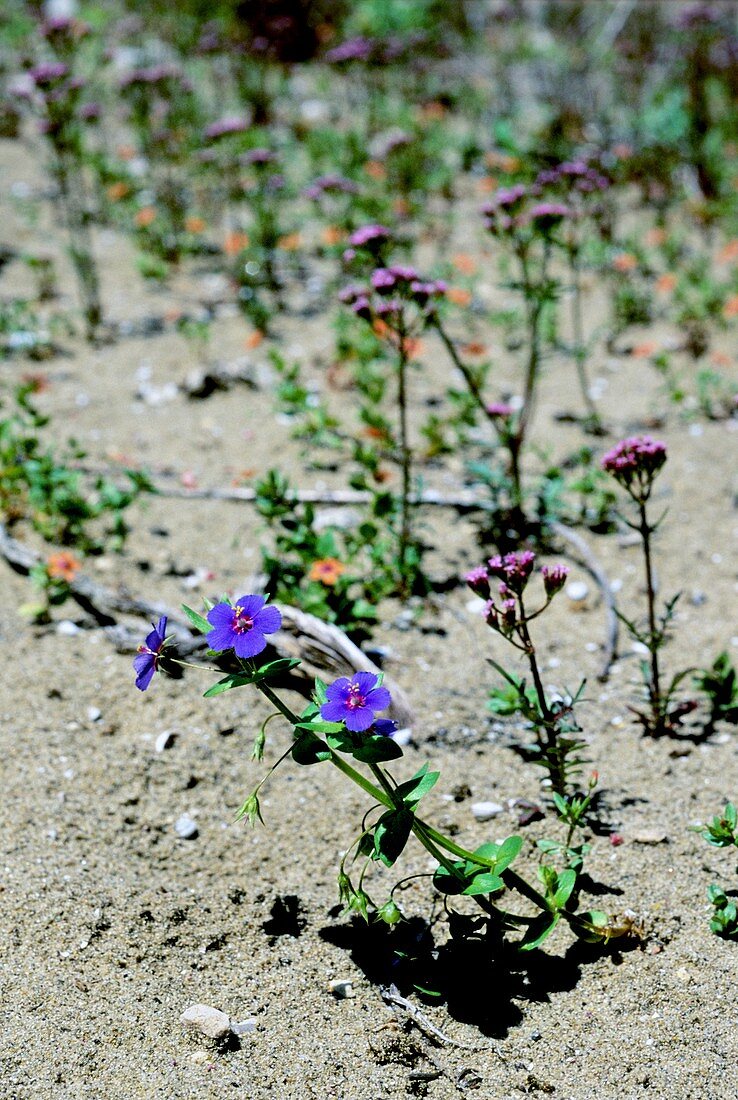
278,232,302,251
309,558,346,586
244,330,265,349
364,160,386,180
224,231,249,255
47,551,81,583
446,287,472,307
185,216,206,233
632,341,658,359
452,253,478,275
612,253,638,273
723,294,738,319
655,273,676,293
107,181,130,202
321,225,345,246
135,206,156,228
718,239,738,263
645,228,667,246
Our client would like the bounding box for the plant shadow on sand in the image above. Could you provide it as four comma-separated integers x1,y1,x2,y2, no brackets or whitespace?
321,907,639,1038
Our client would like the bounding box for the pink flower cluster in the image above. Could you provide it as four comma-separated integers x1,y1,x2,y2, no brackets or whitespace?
601,436,667,491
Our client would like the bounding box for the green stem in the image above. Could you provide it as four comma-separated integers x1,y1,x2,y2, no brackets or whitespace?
638,499,663,733
396,316,412,597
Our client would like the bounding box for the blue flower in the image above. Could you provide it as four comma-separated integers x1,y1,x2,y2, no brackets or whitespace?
206,595,281,659
133,616,169,691
320,672,391,732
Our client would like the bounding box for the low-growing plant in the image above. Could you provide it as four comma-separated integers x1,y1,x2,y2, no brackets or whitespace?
466,549,587,798
694,652,738,730
697,803,738,939
131,596,628,956
601,436,697,736
0,383,151,553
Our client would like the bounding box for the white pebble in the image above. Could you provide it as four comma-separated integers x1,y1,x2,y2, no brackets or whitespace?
174,814,198,840
180,1004,231,1041
566,581,589,603
155,730,177,752
471,801,503,822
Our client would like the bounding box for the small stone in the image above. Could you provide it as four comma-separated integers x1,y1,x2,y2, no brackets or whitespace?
189,1051,211,1065
329,979,354,999
675,967,691,982
690,590,707,607
155,730,177,752
86,706,102,723
471,801,503,822
632,830,668,845
565,581,589,603
180,1003,231,1041
230,1019,257,1036
57,620,80,636
174,814,198,840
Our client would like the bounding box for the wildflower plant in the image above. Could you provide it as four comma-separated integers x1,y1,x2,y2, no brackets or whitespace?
339,236,447,596
23,23,103,339
132,594,625,954
697,803,738,939
467,550,588,799
601,437,695,736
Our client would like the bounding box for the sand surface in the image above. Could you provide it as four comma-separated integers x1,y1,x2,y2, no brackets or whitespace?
1,126,738,1100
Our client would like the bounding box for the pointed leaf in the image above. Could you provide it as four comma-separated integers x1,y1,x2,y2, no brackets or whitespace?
182,604,212,634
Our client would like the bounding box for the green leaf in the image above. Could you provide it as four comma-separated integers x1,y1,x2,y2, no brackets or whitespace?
462,873,505,896
552,869,577,909
181,604,211,634
471,842,500,865
295,719,344,735
395,765,440,807
203,658,301,696
373,808,414,867
352,735,403,763
432,862,467,895
495,835,523,873
203,672,258,697
313,677,328,705
519,912,560,951
291,730,332,766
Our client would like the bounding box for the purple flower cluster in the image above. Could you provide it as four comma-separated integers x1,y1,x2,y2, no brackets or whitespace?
206,594,282,659
465,551,569,635
30,62,70,89
488,550,536,593
485,401,515,419
534,161,609,195
320,671,391,732
524,202,573,230
204,115,248,141
240,147,277,166
324,36,376,64
340,265,446,326
119,64,181,90
349,224,392,249
304,175,358,201
601,436,667,493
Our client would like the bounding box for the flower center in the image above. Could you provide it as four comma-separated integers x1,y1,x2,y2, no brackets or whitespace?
232,605,254,634
346,683,366,709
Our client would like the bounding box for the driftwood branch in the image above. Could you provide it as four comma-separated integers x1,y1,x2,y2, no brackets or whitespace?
549,520,619,681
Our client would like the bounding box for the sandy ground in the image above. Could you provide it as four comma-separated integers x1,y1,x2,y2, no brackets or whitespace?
2,124,738,1100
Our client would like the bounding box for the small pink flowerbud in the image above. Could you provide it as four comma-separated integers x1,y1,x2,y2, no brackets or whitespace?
465,566,490,599
541,563,569,598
